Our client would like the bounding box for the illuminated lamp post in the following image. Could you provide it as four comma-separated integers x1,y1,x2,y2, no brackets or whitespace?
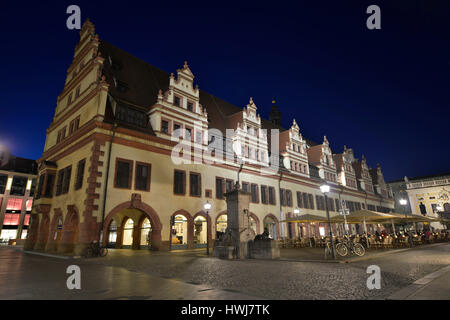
320,183,335,259
204,201,212,255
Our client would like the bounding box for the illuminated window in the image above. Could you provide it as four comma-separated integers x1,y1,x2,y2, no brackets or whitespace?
26,199,33,212
24,214,30,226
3,214,20,226
6,198,23,212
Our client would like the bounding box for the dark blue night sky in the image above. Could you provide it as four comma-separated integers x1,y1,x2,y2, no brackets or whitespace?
1,0,449,181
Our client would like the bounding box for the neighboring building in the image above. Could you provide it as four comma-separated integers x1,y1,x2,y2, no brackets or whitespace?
26,20,394,255
389,173,450,230
0,147,37,242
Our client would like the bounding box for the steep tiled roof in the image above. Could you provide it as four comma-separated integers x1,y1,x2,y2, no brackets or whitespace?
99,39,323,153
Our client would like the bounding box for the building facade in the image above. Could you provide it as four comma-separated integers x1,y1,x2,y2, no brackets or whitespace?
389,173,450,230
26,20,394,255
0,146,37,242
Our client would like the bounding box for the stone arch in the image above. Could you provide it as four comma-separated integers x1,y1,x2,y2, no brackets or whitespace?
263,213,280,240
247,211,261,235
215,211,228,238
170,209,194,249
103,201,162,250
58,205,79,253
193,211,212,248
45,208,63,252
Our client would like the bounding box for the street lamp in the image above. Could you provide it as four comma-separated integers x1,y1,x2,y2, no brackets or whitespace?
204,201,212,256
399,198,413,247
294,207,300,215
320,183,335,259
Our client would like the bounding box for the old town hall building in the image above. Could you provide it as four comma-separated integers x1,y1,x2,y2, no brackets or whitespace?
25,20,394,255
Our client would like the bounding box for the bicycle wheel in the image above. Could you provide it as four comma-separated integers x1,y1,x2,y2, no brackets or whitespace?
353,243,365,256
335,243,348,256
100,247,108,257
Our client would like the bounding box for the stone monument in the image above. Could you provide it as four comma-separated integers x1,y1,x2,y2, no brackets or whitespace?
213,182,280,259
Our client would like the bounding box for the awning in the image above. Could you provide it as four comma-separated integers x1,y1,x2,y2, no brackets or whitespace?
280,213,329,223
330,210,396,224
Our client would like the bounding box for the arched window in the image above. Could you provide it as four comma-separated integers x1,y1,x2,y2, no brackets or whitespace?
108,220,118,247
194,216,207,247
140,218,152,246
122,219,134,246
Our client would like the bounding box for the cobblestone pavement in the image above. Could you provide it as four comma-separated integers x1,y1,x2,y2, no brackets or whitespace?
82,243,450,300
1,243,448,300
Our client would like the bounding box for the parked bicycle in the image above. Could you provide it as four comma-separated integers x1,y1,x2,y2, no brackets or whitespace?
84,241,108,258
335,236,365,257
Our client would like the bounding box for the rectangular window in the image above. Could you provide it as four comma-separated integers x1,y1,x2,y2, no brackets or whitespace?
242,182,249,193
115,159,132,189
67,93,73,106
328,197,335,211
6,198,23,212
335,199,340,212
297,192,303,208
173,123,181,137
189,173,201,197
286,190,292,207
308,194,314,209
3,214,20,225
116,104,147,128
225,179,234,193
268,187,276,205
174,170,186,195
26,199,33,212
261,185,268,204
280,189,286,206
161,120,169,134
75,159,86,190
303,193,309,209
69,121,74,135
195,131,202,144
62,166,72,194
251,184,259,203
185,127,192,141
56,170,64,196
0,174,7,194
44,174,55,198
10,176,28,196
216,177,224,199
187,102,193,112
135,163,151,191
174,96,181,107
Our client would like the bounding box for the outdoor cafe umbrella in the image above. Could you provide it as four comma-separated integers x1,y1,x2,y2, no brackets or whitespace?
281,214,329,244
330,210,396,247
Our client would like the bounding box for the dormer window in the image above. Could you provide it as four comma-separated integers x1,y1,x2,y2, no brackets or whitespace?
174,96,181,107
161,120,169,134
187,102,193,112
